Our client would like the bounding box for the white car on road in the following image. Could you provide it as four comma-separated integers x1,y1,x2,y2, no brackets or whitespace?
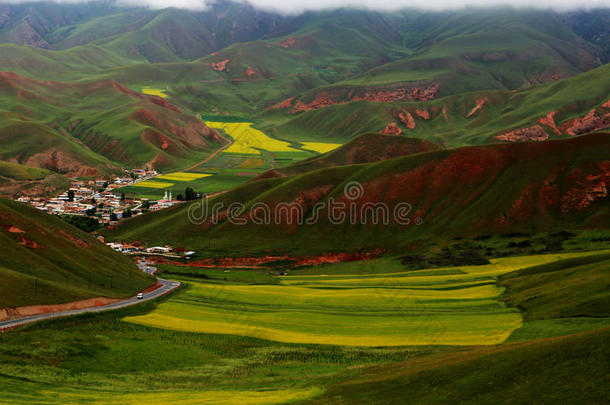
137,293,144,299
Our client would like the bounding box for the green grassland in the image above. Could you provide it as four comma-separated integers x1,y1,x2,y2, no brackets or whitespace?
124,252,605,347
261,63,610,146
0,198,154,308
0,72,224,175
0,161,70,198
309,326,610,404
309,251,610,403
1,250,608,404
120,169,258,200
102,133,610,257
0,161,53,181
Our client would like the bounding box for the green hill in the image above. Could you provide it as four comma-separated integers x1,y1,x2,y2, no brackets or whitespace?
309,252,610,404
262,64,610,146
500,253,610,322
0,71,224,174
0,198,154,308
103,133,610,256
258,133,441,178
309,326,609,404
0,160,69,198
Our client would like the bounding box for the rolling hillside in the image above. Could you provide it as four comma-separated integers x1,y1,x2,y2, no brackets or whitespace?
258,133,441,178
0,1,285,63
262,64,610,146
4,7,603,118
309,252,610,404
0,160,69,198
309,326,609,404
0,198,154,309
103,133,610,256
0,71,224,176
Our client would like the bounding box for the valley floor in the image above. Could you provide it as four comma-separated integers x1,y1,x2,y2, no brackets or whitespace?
1,250,609,404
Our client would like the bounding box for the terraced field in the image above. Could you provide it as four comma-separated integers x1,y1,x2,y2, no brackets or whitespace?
124,252,603,346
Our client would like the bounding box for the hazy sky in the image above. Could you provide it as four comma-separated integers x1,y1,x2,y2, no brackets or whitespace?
5,0,609,14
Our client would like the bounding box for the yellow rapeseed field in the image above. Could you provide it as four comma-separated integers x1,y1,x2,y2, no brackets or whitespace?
206,122,295,154
300,142,342,154
156,172,212,182
124,251,610,347
205,122,341,155
131,180,174,189
141,87,168,98
26,388,322,405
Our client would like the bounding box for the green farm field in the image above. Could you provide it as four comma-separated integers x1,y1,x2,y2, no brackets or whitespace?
118,119,334,200
119,169,254,200
124,251,609,347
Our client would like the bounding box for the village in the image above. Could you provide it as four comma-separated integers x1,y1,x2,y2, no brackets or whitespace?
15,168,182,225
105,242,196,258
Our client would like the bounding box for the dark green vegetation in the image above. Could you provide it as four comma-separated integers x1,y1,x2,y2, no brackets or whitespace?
500,253,610,321
0,198,153,308
259,133,440,178
104,133,610,257
308,326,609,404
59,214,102,233
156,263,279,285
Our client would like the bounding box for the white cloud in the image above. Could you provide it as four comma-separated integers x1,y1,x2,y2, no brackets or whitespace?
3,0,609,14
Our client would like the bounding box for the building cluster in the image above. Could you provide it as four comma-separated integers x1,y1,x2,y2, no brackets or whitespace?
15,169,181,225
106,242,196,258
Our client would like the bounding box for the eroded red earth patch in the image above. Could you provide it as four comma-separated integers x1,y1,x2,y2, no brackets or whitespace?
496,125,549,142
149,249,383,269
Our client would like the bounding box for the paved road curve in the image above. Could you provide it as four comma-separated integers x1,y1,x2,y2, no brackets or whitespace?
0,261,180,331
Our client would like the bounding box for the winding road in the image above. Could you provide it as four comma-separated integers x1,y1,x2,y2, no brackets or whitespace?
0,261,180,331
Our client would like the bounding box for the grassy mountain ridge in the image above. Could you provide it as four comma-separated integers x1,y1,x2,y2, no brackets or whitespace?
0,160,70,198
257,133,441,178
261,63,610,146
103,133,610,256
0,71,224,176
308,326,609,404
0,1,286,62
0,197,154,308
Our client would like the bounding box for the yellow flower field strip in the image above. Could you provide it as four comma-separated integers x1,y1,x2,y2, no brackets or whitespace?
124,274,522,347
206,121,297,154
141,87,168,98
183,282,505,304
282,251,610,281
300,142,342,154
29,388,322,405
123,252,610,348
156,172,212,181
125,309,521,347
131,180,175,189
